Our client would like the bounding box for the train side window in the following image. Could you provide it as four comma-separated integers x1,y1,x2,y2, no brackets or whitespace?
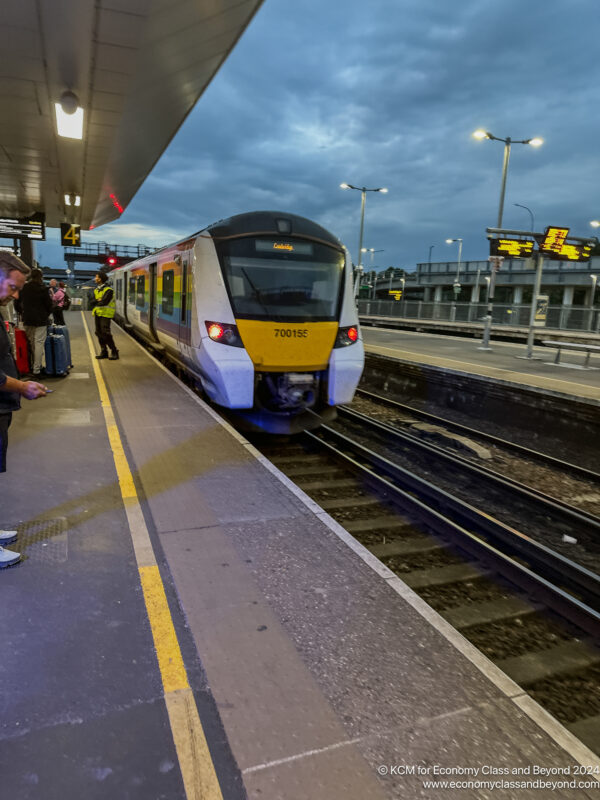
116,279,122,301
128,277,136,304
136,275,145,308
162,269,174,315
180,262,187,323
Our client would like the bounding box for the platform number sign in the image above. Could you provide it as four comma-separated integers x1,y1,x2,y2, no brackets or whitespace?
60,222,81,247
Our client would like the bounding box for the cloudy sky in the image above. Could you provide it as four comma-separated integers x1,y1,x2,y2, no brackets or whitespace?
38,0,600,274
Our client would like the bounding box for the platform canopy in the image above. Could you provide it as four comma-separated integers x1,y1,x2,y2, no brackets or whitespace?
0,0,264,232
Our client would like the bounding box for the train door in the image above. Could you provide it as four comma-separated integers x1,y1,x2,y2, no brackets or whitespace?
122,270,129,323
115,275,123,319
148,262,159,342
178,258,190,343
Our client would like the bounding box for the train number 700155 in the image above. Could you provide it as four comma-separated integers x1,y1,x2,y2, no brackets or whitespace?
274,329,309,338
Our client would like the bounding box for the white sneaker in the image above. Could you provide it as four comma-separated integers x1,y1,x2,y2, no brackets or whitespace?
0,546,21,567
0,529,17,544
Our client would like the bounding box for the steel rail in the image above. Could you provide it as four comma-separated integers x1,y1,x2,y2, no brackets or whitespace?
306,426,600,637
338,405,600,531
353,388,600,484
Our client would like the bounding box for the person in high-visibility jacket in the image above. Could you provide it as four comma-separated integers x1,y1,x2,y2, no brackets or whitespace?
91,271,118,360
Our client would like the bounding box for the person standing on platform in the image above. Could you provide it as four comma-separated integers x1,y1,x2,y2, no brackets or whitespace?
0,253,48,567
91,271,119,360
52,281,66,326
14,268,53,377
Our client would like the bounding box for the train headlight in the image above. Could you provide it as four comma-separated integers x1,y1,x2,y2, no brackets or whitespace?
205,321,244,347
334,325,359,347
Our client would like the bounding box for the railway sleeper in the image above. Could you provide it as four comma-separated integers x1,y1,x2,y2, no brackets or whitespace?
368,539,442,559
443,597,543,629
297,478,358,491
343,516,413,533
401,562,489,589
280,465,348,479
496,638,600,686
317,496,385,512
566,714,600,753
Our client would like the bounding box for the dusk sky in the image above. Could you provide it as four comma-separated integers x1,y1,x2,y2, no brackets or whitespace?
38,0,600,275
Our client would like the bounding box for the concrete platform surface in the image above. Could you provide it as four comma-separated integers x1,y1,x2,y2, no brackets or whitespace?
0,311,598,799
362,326,600,402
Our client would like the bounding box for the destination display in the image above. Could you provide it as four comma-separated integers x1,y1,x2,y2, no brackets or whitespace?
537,226,593,261
488,226,594,262
489,238,534,258
0,212,45,240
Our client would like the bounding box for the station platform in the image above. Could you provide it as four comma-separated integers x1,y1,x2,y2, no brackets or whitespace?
2,312,598,799
359,312,600,346
362,325,600,403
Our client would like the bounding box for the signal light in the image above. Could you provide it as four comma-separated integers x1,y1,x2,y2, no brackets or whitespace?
105,252,118,267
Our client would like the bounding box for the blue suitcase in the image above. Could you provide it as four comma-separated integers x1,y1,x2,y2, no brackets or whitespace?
48,324,72,367
44,334,69,377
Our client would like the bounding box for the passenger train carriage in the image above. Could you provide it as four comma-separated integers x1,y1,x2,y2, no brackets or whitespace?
110,211,364,433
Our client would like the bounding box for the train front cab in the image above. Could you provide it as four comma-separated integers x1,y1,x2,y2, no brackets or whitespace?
197,218,364,433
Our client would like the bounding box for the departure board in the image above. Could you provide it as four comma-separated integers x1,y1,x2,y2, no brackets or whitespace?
0,212,45,240
538,227,593,261
489,238,534,258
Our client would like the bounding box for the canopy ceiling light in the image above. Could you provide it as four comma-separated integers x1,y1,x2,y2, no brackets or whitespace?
55,91,84,139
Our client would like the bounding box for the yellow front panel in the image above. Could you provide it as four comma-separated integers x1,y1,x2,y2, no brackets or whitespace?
236,320,338,371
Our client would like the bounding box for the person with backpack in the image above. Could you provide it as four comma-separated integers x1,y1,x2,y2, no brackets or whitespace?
14,268,53,377
51,281,70,325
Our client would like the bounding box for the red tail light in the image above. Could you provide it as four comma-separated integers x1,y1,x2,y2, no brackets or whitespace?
207,323,224,340
205,321,244,348
334,325,360,348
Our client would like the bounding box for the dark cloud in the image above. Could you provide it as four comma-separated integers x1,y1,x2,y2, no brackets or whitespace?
39,0,600,273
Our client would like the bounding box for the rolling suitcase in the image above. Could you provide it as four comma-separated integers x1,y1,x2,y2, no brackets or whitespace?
48,324,72,367
14,328,30,375
44,334,69,377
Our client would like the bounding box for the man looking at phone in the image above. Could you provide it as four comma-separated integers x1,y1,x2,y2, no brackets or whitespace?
0,253,48,567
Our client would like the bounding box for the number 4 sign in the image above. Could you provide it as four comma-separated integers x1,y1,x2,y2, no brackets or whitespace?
60,222,81,247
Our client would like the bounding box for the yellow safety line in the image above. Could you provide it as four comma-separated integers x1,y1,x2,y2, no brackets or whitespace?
81,312,223,800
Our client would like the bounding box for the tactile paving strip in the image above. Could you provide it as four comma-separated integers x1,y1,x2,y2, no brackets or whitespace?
17,517,68,564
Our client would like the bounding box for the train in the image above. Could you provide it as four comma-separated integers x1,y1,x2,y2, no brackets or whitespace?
109,210,364,433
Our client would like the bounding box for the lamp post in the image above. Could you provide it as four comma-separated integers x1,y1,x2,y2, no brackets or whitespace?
514,203,534,233
590,273,598,332
428,244,435,265
361,248,384,298
472,130,543,227
472,130,542,348
340,183,388,297
446,238,463,319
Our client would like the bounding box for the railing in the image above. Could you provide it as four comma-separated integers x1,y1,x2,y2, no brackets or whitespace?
358,300,600,333
64,242,156,258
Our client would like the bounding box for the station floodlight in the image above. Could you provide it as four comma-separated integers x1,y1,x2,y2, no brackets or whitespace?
55,92,84,139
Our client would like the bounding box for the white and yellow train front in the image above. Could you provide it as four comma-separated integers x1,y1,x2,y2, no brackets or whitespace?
113,211,364,433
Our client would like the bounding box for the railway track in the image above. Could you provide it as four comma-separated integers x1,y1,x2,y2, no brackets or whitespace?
255,422,600,754
354,387,600,485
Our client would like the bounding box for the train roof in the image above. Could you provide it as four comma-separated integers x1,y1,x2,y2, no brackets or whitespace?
109,210,344,274
207,211,343,249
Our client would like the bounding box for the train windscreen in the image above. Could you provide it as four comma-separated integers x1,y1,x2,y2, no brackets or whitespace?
217,237,345,321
